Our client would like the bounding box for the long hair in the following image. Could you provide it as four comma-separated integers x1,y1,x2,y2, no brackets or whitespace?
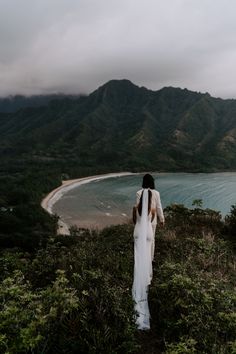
138,189,152,216
142,174,155,189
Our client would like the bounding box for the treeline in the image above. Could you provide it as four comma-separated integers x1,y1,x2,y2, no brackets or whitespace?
0,161,59,250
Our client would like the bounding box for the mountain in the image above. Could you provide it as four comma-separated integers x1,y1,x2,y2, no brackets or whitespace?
0,94,80,113
1,79,236,171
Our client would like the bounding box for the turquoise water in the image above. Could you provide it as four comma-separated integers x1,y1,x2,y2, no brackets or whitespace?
53,173,236,228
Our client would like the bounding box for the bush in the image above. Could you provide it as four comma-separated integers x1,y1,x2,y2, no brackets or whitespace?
0,211,235,353
0,226,137,354
0,270,79,354
164,203,223,237
150,261,236,353
224,204,236,247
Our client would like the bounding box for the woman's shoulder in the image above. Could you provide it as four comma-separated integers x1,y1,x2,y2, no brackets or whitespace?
136,189,143,196
151,189,160,197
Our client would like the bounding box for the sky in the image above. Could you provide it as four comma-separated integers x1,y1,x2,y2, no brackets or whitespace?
1,0,236,98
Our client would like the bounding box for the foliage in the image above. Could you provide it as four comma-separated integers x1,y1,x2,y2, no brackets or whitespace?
1,80,236,171
0,270,79,354
151,261,236,353
0,226,137,353
0,210,236,353
224,204,236,247
164,202,223,237
148,204,236,353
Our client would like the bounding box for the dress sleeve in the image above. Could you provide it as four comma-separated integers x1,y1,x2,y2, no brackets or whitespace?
155,191,165,223
136,190,141,206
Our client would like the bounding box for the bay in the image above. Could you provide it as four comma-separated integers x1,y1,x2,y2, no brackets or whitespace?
52,173,236,229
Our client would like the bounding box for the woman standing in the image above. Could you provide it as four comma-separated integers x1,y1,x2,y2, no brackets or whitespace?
132,174,165,330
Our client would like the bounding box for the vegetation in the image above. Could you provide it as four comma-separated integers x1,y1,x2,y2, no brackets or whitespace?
0,163,60,250
0,203,236,353
0,80,236,352
1,80,236,172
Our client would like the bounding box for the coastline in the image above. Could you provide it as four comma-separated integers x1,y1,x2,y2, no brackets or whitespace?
41,172,134,235
41,170,236,235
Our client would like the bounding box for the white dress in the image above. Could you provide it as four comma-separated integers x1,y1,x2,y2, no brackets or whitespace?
136,188,164,260
132,188,164,330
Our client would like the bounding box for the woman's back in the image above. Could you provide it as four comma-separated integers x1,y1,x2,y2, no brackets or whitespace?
136,188,164,225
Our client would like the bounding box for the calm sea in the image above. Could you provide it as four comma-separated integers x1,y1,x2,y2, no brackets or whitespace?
52,173,236,229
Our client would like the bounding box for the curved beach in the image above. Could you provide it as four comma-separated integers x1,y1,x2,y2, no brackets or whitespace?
41,172,134,235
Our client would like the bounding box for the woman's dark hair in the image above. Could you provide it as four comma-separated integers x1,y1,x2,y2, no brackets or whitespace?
138,189,152,216
142,174,155,189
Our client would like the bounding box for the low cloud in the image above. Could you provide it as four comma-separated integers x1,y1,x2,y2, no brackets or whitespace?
1,0,236,98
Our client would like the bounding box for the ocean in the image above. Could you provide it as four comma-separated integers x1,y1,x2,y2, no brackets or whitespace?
52,172,236,229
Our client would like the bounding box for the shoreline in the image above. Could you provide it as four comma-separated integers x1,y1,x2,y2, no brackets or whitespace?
41,170,236,234
41,172,134,235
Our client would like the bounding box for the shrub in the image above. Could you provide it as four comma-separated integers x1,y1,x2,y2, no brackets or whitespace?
0,226,137,353
224,204,236,247
0,211,235,353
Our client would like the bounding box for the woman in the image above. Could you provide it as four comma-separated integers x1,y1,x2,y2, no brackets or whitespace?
132,174,165,330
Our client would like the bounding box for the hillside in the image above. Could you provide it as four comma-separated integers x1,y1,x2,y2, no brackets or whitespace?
1,206,236,353
1,79,236,171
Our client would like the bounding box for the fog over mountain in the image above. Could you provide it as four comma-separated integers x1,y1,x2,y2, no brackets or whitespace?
1,0,236,98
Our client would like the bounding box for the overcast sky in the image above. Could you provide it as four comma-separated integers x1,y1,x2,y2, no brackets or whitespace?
1,0,236,98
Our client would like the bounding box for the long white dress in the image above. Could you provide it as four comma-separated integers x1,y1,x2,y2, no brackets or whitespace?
136,188,165,260
132,189,153,330
132,188,165,330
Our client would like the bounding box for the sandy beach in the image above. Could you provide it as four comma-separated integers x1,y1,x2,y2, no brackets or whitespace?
41,172,134,235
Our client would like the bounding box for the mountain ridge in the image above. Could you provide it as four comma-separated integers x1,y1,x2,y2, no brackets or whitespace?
1,79,236,171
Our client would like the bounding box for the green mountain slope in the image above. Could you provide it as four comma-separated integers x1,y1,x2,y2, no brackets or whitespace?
1,79,236,171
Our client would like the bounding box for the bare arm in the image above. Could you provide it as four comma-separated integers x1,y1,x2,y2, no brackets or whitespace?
136,190,141,206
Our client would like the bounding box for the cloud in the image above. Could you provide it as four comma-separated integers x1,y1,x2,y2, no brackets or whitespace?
1,0,236,97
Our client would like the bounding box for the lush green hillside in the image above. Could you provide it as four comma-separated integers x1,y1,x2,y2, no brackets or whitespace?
0,205,235,353
1,80,236,171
